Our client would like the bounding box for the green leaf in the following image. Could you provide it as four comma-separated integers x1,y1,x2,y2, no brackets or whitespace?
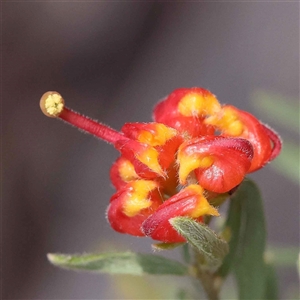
170,217,229,269
47,252,189,276
217,194,242,277
218,179,281,299
231,179,267,299
263,263,279,300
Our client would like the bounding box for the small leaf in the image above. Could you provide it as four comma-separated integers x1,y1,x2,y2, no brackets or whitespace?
47,252,189,276
231,179,267,299
170,217,229,269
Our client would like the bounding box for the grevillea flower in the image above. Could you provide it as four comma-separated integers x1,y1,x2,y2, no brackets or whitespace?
40,88,281,243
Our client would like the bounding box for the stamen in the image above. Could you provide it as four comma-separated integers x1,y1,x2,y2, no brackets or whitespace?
40,91,125,144
40,91,65,118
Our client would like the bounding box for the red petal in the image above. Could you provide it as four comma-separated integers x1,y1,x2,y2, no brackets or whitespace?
121,122,183,171
207,105,279,172
142,185,218,243
115,139,164,178
178,136,253,193
110,156,139,190
260,123,282,164
153,88,217,137
107,181,162,236
227,106,273,172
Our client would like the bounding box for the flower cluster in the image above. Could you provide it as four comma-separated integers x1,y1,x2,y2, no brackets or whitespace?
40,88,281,243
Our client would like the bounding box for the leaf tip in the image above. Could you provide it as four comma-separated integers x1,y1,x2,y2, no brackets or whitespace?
47,253,69,265
47,253,56,263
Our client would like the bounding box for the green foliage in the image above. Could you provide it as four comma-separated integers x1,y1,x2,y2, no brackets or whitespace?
263,263,279,300
232,180,267,299
47,252,189,276
218,179,278,300
170,217,229,270
48,178,286,299
217,192,242,278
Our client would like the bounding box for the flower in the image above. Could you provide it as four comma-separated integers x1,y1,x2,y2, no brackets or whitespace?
40,88,281,243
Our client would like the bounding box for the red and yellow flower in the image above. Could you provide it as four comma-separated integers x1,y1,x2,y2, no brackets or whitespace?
40,88,281,243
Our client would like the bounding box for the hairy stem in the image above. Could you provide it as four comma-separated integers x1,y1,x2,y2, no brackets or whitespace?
193,250,222,300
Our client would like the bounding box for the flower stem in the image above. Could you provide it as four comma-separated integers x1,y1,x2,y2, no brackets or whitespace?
197,270,220,300
193,250,222,300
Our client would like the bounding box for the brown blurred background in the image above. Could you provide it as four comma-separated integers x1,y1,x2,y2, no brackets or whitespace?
3,2,299,299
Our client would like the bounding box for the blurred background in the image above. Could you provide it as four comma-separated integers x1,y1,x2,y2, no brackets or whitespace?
3,2,299,299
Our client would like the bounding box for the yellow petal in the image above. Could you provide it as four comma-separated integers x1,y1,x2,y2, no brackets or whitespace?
123,180,158,217
136,147,165,177
205,107,244,136
190,197,220,218
183,185,219,218
138,123,177,147
178,92,221,117
119,159,139,182
178,152,214,184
